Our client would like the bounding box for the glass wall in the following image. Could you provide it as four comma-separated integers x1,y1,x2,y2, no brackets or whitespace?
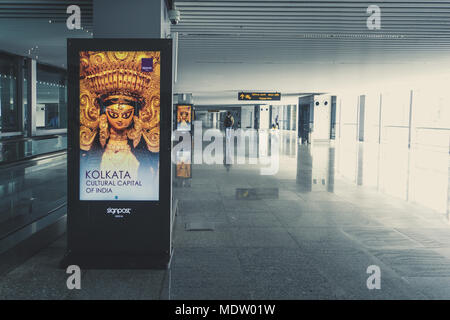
0,50,68,164
36,64,67,131
271,105,297,131
0,52,67,137
0,52,19,134
335,88,450,214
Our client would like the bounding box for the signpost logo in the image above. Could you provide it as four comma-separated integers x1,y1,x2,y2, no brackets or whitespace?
106,207,132,217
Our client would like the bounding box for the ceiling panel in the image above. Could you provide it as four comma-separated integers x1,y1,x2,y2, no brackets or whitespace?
1,0,449,103
171,0,450,102
0,0,93,67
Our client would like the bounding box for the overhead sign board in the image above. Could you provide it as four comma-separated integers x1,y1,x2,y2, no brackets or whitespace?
238,92,281,101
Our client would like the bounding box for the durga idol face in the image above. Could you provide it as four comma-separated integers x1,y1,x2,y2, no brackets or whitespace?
105,104,135,131
180,111,188,122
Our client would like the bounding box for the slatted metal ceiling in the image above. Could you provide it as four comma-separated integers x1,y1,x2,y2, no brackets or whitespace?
172,0,450,62
0,0,92,28
1,0,449,62
1,1,449,100
170,0,450,102
0,0,92,67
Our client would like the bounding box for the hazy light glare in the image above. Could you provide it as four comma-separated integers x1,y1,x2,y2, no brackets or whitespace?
333,82,449,213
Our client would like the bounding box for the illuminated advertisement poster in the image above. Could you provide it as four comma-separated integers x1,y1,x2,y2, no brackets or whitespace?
176,151,191,178
176,104,192,131
79,51,160,201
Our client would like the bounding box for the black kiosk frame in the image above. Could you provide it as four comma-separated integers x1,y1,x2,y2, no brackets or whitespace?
62,39,172,269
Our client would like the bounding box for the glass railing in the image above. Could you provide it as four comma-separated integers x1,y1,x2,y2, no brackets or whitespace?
0,152,67,240
0,134,67,164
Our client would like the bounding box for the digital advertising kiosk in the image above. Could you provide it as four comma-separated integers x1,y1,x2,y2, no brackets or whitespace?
174,104,193,185
176,104,193,132
62,39,173,268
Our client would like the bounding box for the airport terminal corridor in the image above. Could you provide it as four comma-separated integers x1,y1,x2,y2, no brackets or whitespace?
1,132,449,300
0,0,450,304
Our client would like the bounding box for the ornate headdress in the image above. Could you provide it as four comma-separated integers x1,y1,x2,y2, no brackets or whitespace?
79,51,160,152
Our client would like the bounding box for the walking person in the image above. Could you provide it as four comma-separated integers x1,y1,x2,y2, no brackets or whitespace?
223,111,234,170
224,111,234,139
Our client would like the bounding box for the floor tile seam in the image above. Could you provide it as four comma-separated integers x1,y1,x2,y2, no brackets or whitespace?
337,233,430,299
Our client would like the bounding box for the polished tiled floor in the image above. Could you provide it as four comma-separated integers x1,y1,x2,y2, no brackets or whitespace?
1,132,449,299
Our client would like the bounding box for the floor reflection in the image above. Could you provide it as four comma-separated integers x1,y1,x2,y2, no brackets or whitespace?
181,129,448,214
277,131,448,214
0,154,67,238
333,140,449,214
0,135,67,164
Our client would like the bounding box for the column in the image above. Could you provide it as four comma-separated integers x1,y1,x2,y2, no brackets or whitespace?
26,59,36,137
177,93,193,105
93,0,171,38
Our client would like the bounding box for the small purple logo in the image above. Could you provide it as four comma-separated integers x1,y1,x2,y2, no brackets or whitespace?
141,58,153,72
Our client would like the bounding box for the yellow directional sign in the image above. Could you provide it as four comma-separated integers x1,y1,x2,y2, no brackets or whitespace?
238,92,281,101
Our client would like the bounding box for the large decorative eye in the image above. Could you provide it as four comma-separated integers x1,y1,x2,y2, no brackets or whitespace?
122,111,133,119
107,110,119,119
